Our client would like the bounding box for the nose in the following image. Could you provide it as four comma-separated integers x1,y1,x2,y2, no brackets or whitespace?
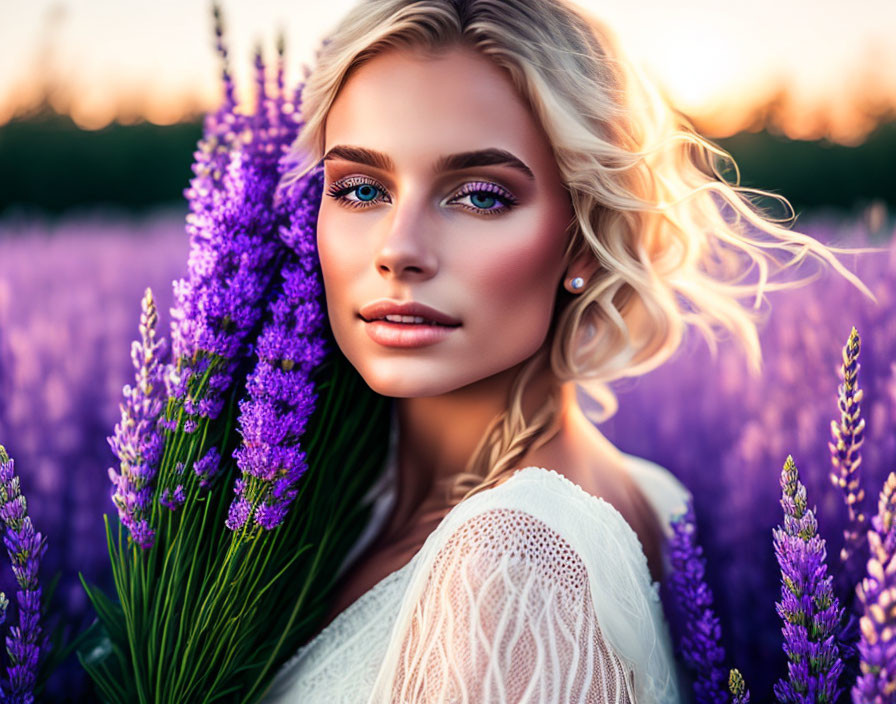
373,207,439,281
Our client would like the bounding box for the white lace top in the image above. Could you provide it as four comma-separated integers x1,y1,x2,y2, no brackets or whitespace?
260,449,691,704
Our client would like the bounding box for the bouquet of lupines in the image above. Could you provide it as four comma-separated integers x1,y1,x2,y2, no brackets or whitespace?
77,14,391,704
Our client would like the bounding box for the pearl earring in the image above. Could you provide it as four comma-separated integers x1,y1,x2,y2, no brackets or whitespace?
569,276,585,291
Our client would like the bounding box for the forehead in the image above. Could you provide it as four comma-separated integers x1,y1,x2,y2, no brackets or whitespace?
324,45,553,170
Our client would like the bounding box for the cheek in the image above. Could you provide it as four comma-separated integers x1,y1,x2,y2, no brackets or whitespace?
317,206,347,280
317,228,343,290
461,224,565,337
316,216,361,336
317,202,371,284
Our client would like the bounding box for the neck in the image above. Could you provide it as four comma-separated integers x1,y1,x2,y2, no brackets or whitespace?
387,350,565,534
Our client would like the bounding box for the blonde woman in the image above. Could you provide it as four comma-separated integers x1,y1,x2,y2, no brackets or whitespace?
260,0,877,701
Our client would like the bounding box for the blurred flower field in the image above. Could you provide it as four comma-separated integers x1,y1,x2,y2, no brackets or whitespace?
0,208,893,701
599,214,896,697
0,210,189,700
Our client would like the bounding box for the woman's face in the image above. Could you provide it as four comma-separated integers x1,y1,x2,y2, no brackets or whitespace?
318,44,575,398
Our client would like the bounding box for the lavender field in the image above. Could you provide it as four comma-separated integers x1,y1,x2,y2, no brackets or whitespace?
0,210,189,700
599,212,896,697
0,207,893,701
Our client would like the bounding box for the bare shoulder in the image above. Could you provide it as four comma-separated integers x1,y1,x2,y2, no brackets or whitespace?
517,415,667,583
574,457,667,584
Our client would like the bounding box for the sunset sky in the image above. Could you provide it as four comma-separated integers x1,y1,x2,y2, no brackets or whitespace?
2,0,896,143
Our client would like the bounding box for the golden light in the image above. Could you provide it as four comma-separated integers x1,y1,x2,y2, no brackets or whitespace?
643,32,751,116
0,0,894,144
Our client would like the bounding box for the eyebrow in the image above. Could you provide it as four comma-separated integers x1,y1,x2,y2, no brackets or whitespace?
322,145,535,181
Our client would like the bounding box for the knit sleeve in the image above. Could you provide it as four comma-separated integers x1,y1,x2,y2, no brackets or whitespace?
367,506,637,703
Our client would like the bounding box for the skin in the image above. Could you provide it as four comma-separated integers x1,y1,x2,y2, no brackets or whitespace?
316,45,663,619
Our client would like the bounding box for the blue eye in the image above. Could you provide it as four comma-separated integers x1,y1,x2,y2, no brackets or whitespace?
325,177,517,216
327,177,383,208
326,177,389,208
452,182,517,215
351,183,381,203
470,193,496,209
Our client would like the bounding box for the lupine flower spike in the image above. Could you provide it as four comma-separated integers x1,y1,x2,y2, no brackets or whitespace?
830,326,868,600
0,445,48,704
667,498,730,704
728,668,751,704
829,326,866,681
193,446,222,490
163,40,300,444
164,2,258,425
227,166,327,534
167,139,284,426
107,287,168,549
185,1,241,203
851,471,896,703
160,13,310,510
773,454,845,703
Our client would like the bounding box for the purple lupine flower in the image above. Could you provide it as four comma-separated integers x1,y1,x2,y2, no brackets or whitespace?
729,668,751,704
851,471,896,702
0,446,48,704
193,446,221,490
182,2,243,210
168,145,282,420
830,326,868,597
107,287,168,549
773,454,845,703
226,165,328,533
164,4,247,416
225,478,252,531
247,42,295,175
159,485,186,512
666,498,729,704
167,5,245,411
163,41,302,446
829,327,866,683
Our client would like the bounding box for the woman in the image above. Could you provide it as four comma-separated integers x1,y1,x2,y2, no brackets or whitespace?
261,0,875,701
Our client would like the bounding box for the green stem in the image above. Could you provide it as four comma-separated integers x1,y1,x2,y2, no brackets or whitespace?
242,528,331,704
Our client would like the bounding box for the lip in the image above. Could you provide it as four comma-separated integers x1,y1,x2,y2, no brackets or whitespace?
358,299,462,326
358,299,461,349
362,319,459,348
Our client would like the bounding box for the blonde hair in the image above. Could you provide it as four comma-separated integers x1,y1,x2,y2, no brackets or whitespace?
281,0,881,508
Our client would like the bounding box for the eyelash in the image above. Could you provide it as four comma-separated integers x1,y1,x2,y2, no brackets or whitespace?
324,176,519,216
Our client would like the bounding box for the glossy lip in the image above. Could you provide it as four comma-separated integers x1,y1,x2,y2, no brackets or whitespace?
362,319,459,348
358,299,462,326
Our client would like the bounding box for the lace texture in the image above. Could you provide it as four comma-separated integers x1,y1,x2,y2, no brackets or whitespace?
260,460,689,704
370,506,635,703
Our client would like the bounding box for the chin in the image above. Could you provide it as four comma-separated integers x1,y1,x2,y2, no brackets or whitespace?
334,329,547,399
357,365,464,398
